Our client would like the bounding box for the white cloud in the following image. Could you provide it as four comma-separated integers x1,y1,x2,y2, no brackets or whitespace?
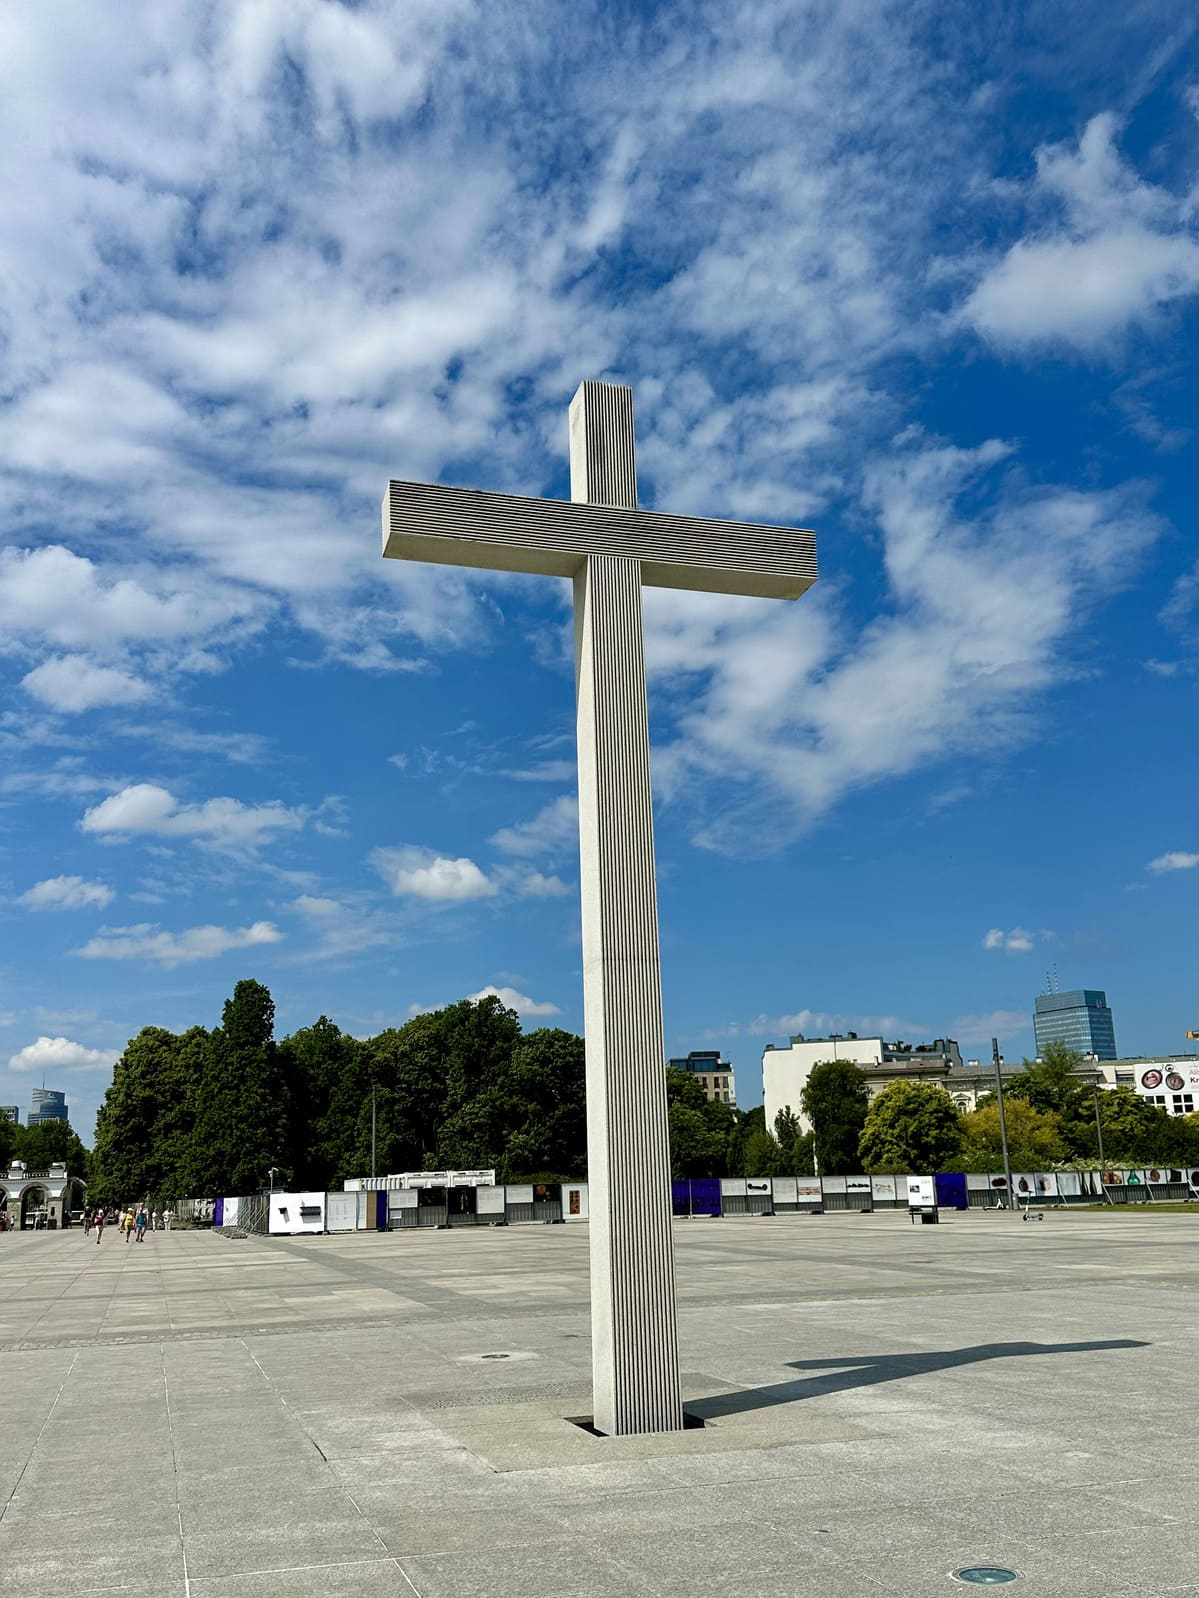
947,1010,1032,1046
17,875,114,911
647,439,1160,852
982,928,1037,953
514,871,570,898
80,783,306,851
73,920,282,967
959,114,1196,351
498,760,577,783
490,796,579,859
1148,851,1198,873
7,1035,120,1073
748,1009,928,1039
287,893,394,960
371,845,497,902
467,984,562,1017
22,656,153,713
0,544,262,653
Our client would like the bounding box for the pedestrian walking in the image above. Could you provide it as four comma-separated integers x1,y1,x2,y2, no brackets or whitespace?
94,1208,105,1244
135,1208,148,1243
153,1210,163,1232
83,1208,92,1238
162,1208,173,1232
122,1208,134,1243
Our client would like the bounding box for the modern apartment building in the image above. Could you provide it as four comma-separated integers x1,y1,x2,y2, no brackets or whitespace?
668,1050,737,1106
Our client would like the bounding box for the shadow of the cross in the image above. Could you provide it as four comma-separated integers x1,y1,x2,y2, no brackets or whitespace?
687,1339,1148,1420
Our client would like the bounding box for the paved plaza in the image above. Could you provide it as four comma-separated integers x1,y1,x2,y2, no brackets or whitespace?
0,1210,1194,1597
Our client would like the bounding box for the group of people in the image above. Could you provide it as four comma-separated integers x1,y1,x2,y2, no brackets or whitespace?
83,1206,173,1243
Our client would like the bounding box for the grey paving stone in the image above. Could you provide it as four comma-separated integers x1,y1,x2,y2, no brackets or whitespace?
188,1560,413,1597
0,1216,1194,1598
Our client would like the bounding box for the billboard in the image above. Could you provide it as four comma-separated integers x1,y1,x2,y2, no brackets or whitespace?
795,1178,822,1203
772,1176,798,1203
907,1175,935,1207
870,1176,897,1200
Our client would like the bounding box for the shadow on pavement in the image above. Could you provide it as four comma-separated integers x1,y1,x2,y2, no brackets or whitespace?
688,1339,1149,1419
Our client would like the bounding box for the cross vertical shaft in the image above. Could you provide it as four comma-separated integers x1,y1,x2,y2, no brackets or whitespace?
570,381,683,1436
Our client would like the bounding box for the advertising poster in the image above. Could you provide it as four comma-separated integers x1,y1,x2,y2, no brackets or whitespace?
1035,1173,1059,1196
871,1175,897,1200
1145,1167,1169,1184
773,1176,798,1203
907,1175,935,1207
846,1176,871,1193
721,1178,748,1197
1012,1173,1035,1198
506,1184,533,1204
1057,1172,1082,1197
476,1186,505,1214
746,1179,771,1197
822,1175,847,1193
795,1178,823,1203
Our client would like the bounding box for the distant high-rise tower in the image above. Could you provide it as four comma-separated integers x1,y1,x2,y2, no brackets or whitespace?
1033,989,1117,1061
27,1088,68,1127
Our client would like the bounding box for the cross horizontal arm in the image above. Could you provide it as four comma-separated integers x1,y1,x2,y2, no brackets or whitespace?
382,480,817,600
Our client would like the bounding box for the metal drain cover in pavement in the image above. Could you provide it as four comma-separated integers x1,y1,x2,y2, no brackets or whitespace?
952,1569,1019,1585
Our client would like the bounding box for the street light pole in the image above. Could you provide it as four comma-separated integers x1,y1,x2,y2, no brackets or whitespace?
371,1083,377,1183
992,1037,1014,1211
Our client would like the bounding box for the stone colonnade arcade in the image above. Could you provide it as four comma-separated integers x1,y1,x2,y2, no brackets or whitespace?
381,381,817,1435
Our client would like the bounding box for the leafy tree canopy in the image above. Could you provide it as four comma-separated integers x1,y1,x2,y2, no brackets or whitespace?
800,1059,870,1175
858,1080,963,1173
958,1098,1067,1173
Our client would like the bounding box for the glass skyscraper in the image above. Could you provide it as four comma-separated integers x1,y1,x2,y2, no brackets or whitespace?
27,1087,68,1127
1033,990,1117,1061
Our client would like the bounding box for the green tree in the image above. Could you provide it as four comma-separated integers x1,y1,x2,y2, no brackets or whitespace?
800,1059,870,1175
279,1017,367,1187
665,1068,730,1176
773,1106,816,1176
1004,1043,1092,1153
495,1027,587,1181
858,1080,963,1173
187,980,288,1195
0,1112,17,1172
958,1099,1067,1172
13,1118,91,1182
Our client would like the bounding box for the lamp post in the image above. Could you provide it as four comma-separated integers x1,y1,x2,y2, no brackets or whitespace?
371,1082,377,1184
267,1166,279,1195
992,1037,1014,1211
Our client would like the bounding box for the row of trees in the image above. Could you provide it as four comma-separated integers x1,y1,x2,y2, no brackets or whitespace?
0,1114,91,1181
89,980,589,1205
33,985,1199,1206
778,1045,1199,1176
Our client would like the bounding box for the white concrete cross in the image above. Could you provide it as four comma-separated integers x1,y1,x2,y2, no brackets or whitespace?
382,381,816,1435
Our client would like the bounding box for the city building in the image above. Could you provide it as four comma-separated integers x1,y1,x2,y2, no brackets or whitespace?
1090,1055,1198,1117
668,1050,737,1106
27,1088,68,1127
934,1053,1199,1119
762,1034,961,1134
1033,989,1117,1060
1,1106,19,1125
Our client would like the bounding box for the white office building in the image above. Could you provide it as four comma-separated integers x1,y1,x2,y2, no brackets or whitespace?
762,1033,962,1135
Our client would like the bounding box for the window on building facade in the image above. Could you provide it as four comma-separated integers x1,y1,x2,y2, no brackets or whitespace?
1116,1072,1134,1085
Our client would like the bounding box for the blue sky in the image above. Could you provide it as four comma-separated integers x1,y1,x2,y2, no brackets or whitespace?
1,0,1195,1139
